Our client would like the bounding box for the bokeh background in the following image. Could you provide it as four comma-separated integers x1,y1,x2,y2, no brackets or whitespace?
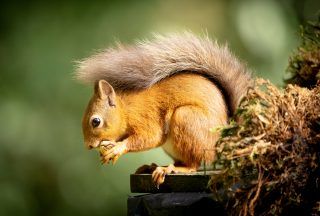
0,0,319,215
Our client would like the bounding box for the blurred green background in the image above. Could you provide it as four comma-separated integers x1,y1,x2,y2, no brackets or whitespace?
0,0,319,215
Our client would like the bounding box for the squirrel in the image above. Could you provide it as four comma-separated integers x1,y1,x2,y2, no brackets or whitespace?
76,33,252,186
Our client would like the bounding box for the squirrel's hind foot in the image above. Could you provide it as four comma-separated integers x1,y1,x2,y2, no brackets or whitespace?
135,163,196,188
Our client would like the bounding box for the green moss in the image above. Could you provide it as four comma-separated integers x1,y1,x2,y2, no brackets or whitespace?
210,79,320,215
210,16,320,215
285,15,320,88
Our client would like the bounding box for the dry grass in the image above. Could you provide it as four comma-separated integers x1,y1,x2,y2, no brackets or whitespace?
210,79,320,215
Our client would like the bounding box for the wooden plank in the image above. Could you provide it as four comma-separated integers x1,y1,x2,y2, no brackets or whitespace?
130,171,220,193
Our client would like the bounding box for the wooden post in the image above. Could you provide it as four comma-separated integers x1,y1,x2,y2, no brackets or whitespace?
128,171,224,216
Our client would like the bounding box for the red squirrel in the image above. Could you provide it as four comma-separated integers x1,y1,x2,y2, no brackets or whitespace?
76,33,252,186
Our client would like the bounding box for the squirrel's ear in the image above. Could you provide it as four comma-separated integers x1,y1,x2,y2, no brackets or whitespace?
94,80,116,107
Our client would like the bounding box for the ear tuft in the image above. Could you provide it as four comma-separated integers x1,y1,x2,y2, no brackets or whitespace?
94,80,116,107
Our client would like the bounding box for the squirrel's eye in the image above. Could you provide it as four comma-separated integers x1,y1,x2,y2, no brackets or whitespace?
91,118,101,128
90,115,103,128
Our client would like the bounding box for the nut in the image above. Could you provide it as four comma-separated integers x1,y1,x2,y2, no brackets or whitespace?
100,144,114,151
99,142,115,156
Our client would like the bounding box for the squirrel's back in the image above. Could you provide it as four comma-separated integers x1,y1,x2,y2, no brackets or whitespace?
76,32,252,115
120,73,228,165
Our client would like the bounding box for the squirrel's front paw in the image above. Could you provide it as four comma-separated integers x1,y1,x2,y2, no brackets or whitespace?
100,141,128,165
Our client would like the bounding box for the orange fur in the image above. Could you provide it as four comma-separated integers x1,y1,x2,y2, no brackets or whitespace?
82,73,228,168
78,33,252,184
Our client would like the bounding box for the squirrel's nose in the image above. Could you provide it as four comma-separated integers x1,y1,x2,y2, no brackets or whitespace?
86,141,100,150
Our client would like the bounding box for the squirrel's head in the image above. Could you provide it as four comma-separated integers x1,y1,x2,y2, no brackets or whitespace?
82,80,126,149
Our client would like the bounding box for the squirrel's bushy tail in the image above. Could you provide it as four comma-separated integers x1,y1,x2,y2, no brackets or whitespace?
76,32,252,115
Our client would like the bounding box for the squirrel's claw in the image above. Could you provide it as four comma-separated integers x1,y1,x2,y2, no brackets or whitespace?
151,164,175,188
112,155,120,165
100,141,128,165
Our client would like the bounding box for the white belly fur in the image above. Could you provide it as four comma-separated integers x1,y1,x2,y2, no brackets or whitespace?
161,135,182,161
